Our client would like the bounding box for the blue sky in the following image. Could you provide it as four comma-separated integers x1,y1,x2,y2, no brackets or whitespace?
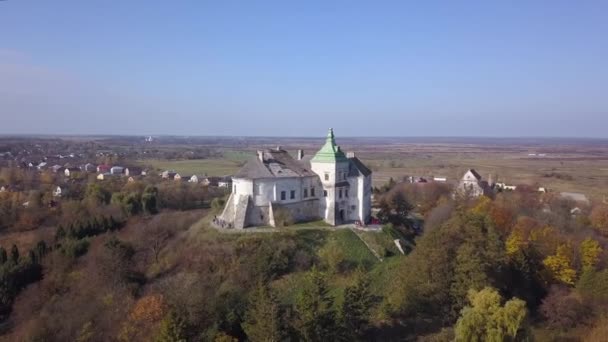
1,1,607,137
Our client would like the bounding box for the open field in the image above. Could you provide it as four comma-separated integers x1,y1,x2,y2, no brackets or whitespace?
131,136,608,202
138,158,243,176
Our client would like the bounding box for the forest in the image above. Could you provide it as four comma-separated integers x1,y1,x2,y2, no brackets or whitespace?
1,167,608,341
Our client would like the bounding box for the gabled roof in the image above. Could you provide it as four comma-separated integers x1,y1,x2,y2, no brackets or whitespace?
349,157,372,177
234,148,315,179
467,169,482,180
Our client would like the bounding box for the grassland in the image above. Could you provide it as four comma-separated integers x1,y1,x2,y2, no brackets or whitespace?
138,158,242,176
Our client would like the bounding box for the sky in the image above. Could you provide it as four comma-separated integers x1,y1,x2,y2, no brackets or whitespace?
1,1,607,137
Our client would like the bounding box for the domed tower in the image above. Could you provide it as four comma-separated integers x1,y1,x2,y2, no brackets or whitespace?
310,128,350,225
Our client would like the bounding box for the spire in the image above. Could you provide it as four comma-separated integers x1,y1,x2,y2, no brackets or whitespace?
311,128,347,163
327,128,335,142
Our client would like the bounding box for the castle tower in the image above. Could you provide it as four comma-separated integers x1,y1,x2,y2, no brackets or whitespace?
310,128,350,225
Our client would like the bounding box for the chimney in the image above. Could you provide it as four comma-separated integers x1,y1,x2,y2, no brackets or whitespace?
297,149,304,160
257,150,264,162
347,152,355,158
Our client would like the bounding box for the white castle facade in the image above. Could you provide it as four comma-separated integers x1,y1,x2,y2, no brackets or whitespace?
219,129,372,229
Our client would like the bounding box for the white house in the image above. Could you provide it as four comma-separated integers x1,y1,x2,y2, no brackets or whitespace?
64,167,80,177
218,177,232,188
53,186,62,198
110,166,124,175
219,129,372,229
188,175,200,183
456,169,492,198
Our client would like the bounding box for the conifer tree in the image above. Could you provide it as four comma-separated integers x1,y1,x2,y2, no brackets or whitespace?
243,282,283,342
341,270,373,338
295,267,337,341
0,247,7,264
10,244,19,264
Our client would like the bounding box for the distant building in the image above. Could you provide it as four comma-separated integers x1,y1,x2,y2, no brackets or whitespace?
125,167,144,176
560,192,590,205
188,175,200,183
97,164,111,173
202,176,220,186
433,176,447,182
456,169,492,198
83,163,96,172
51,165,64,173
97,173,112,181
173,173,183,181
161,170,177,179
110,166,124,175
218,177,232,188
64,167,81,177
53,186,62,198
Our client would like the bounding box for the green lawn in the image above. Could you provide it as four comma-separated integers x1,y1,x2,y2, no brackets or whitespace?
139,158,242,176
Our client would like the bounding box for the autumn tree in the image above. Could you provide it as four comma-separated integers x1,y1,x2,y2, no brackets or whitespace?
540,286,587,330
590,205,608,235
543,244,577,285
580,238,603,272
155,311,187,342
455,287,529,342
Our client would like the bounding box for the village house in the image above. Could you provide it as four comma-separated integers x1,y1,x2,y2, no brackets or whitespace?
188,175,200,183
219,129,372,229
218,177,232,188
110,166,124,175
53,186,62,198
82,163,96,172
125,167,144,176
96,173,114,181
202,176,220,186
64,167,81,177
161,170,177,179
51,165,64,173
456,169,493,198
97,164,111,173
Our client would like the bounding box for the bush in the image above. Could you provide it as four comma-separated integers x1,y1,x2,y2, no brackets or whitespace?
59,239,90,259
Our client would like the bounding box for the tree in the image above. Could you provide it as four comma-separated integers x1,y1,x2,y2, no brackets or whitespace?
156,311,187,342
590,205,608,235
580,238,602,271
10,244,19,264
540,285,587,330
454,287,529,342
242,282,283,342
0,247,7,264
295,267,337,341
341,270,373,338
450,242,490,315
142,186,159,214
543,244,577,285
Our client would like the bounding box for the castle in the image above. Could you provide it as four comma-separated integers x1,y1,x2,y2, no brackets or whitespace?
219,129,372,229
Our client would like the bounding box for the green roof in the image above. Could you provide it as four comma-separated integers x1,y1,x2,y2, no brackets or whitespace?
311,128,348,163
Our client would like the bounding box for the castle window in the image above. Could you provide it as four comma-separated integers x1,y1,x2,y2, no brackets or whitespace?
323,190,327,197
339,189,343,198
345,189,349,197
311,187,315,197
290,190,295,199
303,189,308,198
280,191,286,201
324,173,329,181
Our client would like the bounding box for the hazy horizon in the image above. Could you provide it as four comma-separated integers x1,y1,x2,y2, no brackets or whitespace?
2,2,608,137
